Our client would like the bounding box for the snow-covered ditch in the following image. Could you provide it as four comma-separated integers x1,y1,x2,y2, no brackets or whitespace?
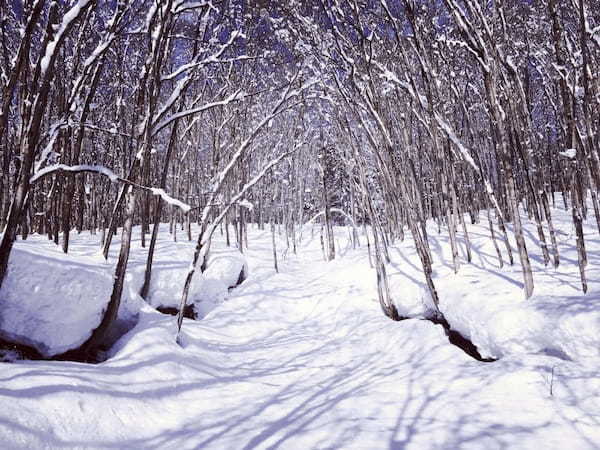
379,205,600,362
0,229,248,358
0,216,598,449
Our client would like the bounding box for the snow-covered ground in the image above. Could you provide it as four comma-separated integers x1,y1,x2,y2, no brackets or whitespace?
0,203,599,449
0,228,246,357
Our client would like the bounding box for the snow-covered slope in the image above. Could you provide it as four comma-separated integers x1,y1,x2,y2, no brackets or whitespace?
0,204,599,449
386,206,600,361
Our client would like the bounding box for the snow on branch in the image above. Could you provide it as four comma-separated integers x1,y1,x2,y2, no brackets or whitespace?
31,164,119,183
39,0,93,77
150,188,191,213
433,114,479,172
152,90,243,136
304,208,356,227
172,0,216,15
30,164,191,212
238,199,254,211
207,76,303,196
162,55,253,82
67,14,122,108
34,121,68,173
433,114,504,217
202,145,304,246
161,30,246,82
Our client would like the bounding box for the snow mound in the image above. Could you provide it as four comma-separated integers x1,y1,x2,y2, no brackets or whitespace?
389,276,433,317
537,296,600,360
141,263,201,310
204,249,248,288
123,263,225,321
439,290,547,359
0,244,112,357
435,266,600,361
191,277,228,319
130,248,247,319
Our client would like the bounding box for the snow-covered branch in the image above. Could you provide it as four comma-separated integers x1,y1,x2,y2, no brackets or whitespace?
30,164,191,212
31,164,119,184
152,90,243,136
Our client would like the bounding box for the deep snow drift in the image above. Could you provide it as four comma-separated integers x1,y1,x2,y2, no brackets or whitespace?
0,203,599,449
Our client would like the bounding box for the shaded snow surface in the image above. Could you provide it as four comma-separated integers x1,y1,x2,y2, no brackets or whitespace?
0,205,599,449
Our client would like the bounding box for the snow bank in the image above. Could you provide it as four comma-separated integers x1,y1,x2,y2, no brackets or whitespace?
0,230,249,357
438,285,600,361
124,246,247,320
435,272,548,359
386,204,600,362
0,243,112,357
388,270,435,318
204,248,248,288
549,301,600,360
138,266,228,319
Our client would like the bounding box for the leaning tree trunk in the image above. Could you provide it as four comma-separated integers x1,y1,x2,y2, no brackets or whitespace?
322,148,335,261
271,215,278,273
82,186,136,355
140,116,180,299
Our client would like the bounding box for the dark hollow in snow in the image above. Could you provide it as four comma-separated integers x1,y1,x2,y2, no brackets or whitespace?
157,304,196,319
0,316,143,364
0,338,43,362
426,317,497,363
226,266,248,292
235,267,247,287
386,309,494,362
0,337,103,363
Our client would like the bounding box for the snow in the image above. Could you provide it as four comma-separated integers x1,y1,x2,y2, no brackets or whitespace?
152,90,242,135
369,200,600,362
123,244,244,318
0,241,112,357
0,200,599,448
135,263,228,319
238,198,254,211
31,164,119,183
434,113,480,172
204,249,247,289
39,0,93,76
34,121,66,172
150,188,191,213
560,148,577,159
0,226,246,356
121,231,247,319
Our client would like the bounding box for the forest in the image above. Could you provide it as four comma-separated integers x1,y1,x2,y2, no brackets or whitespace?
0,1,599,448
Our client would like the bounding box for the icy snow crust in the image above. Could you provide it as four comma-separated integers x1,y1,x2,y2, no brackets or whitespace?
0,203,599,448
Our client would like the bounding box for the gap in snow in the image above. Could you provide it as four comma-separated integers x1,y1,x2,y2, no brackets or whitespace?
423,316,498,363
0,314,140,364
0,339,43,362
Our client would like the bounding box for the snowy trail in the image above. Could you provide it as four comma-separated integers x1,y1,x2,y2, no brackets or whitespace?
1,227,599,449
